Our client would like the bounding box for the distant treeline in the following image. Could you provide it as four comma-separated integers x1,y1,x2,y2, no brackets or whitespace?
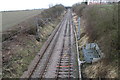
2,4,65,42
40,4,65,19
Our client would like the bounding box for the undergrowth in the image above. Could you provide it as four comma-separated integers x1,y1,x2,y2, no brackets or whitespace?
72,3,119,78
2,4,65,42
2,5,65,78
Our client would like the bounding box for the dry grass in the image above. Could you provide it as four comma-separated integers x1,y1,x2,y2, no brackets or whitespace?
2,5,65,78
2,5,65,42
83,60,118,78
72,3,119,78
2,17,60,78
2,34,42,78
73,3,119,62
83,4,118,62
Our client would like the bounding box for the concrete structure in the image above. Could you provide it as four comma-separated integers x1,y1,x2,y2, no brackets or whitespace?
82,43,102,63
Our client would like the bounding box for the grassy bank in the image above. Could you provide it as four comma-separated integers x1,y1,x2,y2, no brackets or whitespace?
2,20,60,78
2,4,65,42
2,5,65,78
72,3,119,78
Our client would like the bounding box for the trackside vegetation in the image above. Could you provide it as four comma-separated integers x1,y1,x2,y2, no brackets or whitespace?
72,3,119,78
2,4,65,42
2,5,65,78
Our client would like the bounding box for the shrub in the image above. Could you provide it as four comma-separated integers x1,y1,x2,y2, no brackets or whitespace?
41,4,65,19
73,3,119,62
72,3,86,16
2,4,65,42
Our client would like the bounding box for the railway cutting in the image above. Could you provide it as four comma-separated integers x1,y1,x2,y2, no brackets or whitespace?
21,9,79,79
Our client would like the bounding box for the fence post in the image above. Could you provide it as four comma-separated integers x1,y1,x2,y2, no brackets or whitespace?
77,17,80,40
35,18,41,41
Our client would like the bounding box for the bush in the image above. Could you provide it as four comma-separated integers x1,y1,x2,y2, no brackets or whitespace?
73,3,119,62
2,4,65,42
72,3,86,16
41,4,65,19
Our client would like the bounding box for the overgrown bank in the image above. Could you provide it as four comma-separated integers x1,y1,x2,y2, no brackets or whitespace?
2,5,65,78
2,4,65,42
72,3,119,78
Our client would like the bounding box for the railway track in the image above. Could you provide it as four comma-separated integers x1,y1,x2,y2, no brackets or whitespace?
21,9,79,79
55,13,73,78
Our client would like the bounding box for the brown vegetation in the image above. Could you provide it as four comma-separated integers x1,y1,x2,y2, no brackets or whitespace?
2,4,65,42
72,3,119,78
2,5,65,78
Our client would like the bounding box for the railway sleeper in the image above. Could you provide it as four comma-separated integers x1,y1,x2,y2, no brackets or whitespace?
61,58,69,59
59,61,71,63
60,55,69,57
58,72,72,74
59,63,72,66
58,62,69,64
59,63,72,65
61,55,70,57
58,67,71,70
57,77,74,79
59,64,70,66
58,74,73,78
60,59,69,61
58,74,73,77
60,58,69,60
58,70,73,72
61,54,71,56
57,66,72,69
58,68,73,71
60,61,70,63
58,74,72,76
60,56,69,57
60,62,72,64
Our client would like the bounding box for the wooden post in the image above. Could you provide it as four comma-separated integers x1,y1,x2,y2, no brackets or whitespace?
35,18,41,41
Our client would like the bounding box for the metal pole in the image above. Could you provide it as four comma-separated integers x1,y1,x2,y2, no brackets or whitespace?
73,20,83,79
77,17,80,40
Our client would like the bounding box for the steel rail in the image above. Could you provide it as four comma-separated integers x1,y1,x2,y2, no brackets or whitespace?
38,16,68,79
21,13,66,79
55,18,68,79
55,11,72,79
21,9,80,80
72,16,82,80
68,17,72,78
